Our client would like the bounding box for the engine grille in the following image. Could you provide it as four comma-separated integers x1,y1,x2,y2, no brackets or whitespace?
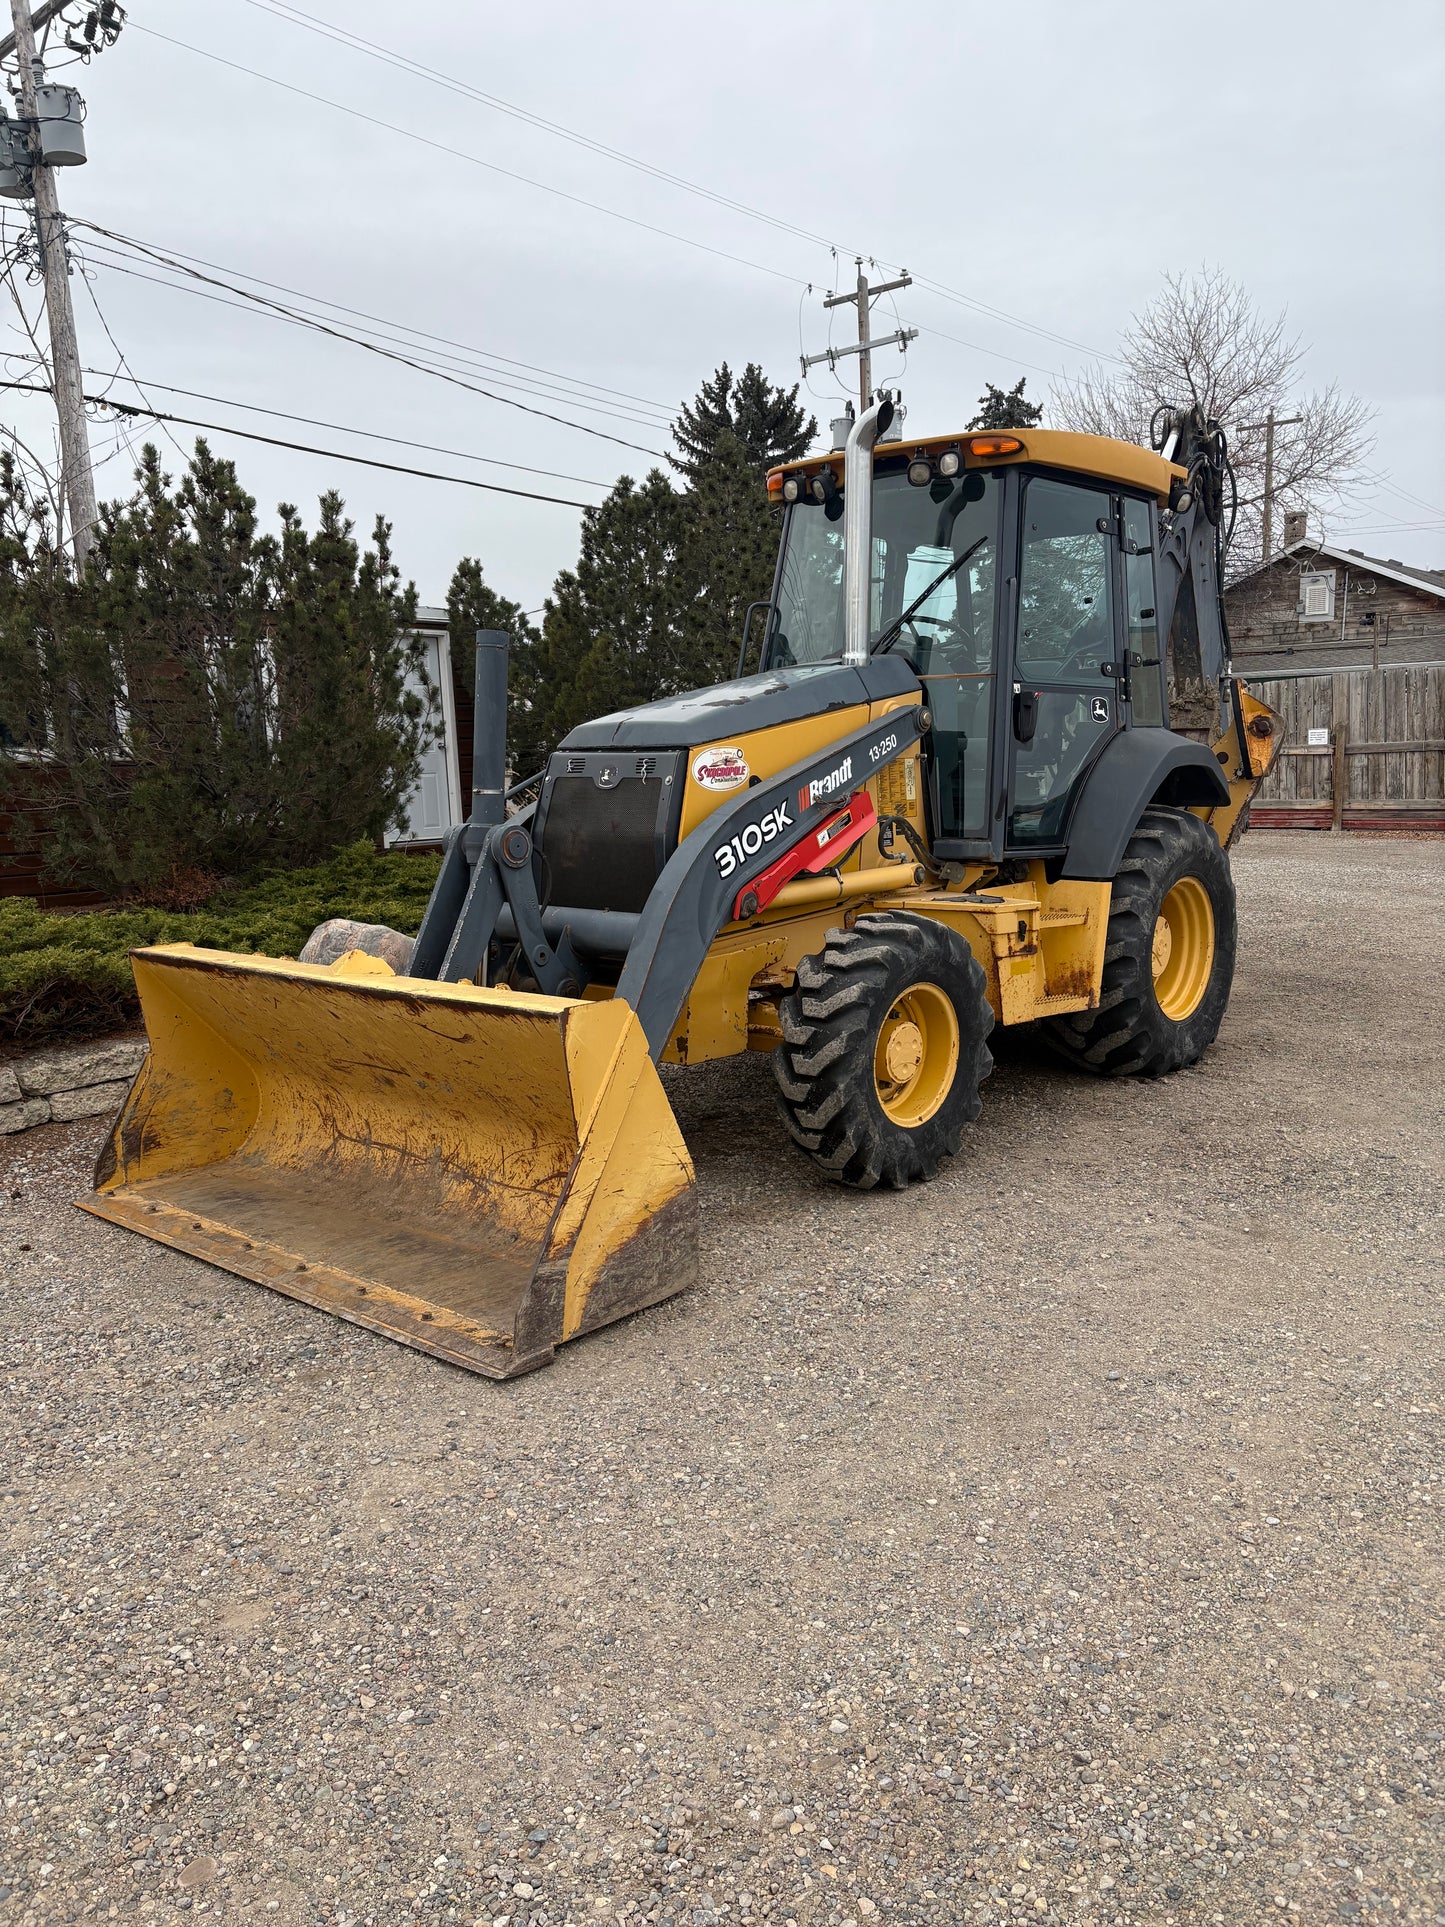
537,752,684,915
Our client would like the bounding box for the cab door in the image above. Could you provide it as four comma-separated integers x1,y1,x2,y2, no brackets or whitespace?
1006,473,1125,850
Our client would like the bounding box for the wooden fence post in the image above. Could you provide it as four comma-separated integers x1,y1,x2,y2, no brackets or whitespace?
1331,718,1349,832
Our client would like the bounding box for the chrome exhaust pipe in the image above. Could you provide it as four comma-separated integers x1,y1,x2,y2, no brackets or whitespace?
842,395,893,665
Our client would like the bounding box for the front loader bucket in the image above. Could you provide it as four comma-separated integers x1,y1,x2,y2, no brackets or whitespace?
79,945,697,1378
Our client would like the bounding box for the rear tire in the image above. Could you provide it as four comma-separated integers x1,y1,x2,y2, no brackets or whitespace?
772,912,994,1190
1046,807,1236,1077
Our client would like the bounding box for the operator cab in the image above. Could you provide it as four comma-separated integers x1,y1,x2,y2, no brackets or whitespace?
758,431,1174,863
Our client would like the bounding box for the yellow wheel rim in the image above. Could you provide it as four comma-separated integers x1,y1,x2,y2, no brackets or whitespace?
1151,875,1215,1021
873,982,960,1126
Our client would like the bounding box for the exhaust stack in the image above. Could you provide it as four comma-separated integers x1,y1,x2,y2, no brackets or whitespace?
842,395,893,665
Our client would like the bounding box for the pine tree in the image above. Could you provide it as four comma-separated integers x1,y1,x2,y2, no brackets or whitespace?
511,361,806,764
266,491,423,866
679,428,781,687
445,557,544,773
534,471,688,746
671,362,816,483
0,441,425,895
967,378,1044,430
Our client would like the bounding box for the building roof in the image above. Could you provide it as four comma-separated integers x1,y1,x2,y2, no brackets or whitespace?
1271,539,1445,601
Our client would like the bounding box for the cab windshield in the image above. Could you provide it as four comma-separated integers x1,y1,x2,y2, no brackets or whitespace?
770,463,1001,841
771,463,1000,674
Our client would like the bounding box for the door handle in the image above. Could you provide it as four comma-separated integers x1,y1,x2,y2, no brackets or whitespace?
1013,686,1040,745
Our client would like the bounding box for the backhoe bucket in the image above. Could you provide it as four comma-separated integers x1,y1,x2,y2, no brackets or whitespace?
79,945,697,1378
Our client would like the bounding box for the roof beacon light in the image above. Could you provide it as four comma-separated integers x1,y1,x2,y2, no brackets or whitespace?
966,434,1023,458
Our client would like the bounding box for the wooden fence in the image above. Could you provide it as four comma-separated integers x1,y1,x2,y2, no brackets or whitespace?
1242,664,1445,832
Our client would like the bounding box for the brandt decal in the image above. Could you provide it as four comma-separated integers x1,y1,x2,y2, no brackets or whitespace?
797,754,853,813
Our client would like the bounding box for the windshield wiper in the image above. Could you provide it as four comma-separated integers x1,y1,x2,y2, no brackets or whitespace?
871,534,989,657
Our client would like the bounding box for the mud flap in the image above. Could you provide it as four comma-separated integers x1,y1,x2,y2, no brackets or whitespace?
79,945,697,1377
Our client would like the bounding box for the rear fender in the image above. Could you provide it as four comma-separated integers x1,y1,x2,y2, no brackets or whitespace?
1060,729,1229,880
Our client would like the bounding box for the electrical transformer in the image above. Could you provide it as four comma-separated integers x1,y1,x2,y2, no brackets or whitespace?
0,115,29,197
34,84,86,167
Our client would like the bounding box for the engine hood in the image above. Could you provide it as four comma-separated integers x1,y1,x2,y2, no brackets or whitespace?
558,656,922,751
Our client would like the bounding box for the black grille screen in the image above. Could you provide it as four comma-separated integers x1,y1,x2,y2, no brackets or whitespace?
542,775,666,913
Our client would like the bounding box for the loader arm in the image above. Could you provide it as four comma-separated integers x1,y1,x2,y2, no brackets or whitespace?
616,704,929,1058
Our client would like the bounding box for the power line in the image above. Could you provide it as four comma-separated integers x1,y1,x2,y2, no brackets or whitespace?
70,223,669,458
909,275,1120,365
75,222,675,419
129,22,806,291
1358,467,1445,523
3,379,603,507
59,364,613,488
77,260,193,467
72,231,673,432
909,319,1062,385
75,231,671,431
1326,520,1445,536
236,0,1122,368
239,0,849,258
80,243,672,436
116,20,1124,413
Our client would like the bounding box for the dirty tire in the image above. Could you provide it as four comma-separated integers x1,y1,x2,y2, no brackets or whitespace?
1045,807,1236,1077
772,912,994,1190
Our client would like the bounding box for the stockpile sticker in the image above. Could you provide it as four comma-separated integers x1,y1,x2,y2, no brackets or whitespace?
692,746,750,792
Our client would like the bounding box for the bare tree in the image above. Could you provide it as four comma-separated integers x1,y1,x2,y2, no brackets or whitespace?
1052,268,1373,571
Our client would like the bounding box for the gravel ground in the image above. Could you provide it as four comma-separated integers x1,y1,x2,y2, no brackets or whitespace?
1,830,1442,1927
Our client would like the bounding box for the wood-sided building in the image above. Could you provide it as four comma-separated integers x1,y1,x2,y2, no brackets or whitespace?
1225,528,1445,677
1226,525,1444,832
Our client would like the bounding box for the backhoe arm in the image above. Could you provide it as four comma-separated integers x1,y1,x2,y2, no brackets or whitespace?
1150,405,1285,843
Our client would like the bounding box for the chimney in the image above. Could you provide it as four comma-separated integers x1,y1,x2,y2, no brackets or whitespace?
1282,509,1307,548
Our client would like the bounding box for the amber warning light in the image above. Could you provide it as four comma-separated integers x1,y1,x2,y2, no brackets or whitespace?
966,434,1024,457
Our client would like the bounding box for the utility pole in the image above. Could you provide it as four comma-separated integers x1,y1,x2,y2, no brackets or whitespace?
1256,407,1302,565
8,0,96,567
802,259,917,417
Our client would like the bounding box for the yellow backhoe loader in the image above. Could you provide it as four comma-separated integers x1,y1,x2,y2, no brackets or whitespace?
81,401,1283,1378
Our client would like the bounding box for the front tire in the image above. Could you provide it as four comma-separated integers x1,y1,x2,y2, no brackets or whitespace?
772,913,994,1189
1046,807,1236,1077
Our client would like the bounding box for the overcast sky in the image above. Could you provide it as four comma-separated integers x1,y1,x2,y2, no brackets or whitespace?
5,0,1442,610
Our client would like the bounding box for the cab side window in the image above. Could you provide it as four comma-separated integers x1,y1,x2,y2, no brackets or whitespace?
1122,497,1163,727
1016,478,1114,684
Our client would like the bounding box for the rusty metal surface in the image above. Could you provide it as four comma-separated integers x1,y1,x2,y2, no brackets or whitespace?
78,1189,546,1379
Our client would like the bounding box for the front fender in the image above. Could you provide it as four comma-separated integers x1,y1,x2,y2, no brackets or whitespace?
1061,728,1229,880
